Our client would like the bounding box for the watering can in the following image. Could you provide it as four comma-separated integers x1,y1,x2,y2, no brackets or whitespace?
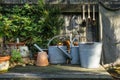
48,45,69,64
47,35,80,64
57,46,80,64
56,35,80,64
47,35,69,64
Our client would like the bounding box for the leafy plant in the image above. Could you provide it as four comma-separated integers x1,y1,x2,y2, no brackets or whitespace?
0,5,33,42
10,49,23,63
0,0,64,53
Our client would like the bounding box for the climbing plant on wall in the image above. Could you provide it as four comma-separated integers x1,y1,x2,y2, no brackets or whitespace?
0,0,64,49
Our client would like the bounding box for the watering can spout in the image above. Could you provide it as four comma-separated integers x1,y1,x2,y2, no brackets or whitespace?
57,46,72,59
34,44,43,52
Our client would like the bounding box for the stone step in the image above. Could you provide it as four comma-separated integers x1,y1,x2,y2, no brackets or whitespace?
0,65,113,80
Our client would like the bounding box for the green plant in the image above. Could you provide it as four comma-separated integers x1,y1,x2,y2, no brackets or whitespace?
0,0,64,52
40,5,64,47
10,49,23,63
0,5,33,42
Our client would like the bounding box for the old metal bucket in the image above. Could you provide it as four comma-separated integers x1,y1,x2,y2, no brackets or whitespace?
79,42,102,68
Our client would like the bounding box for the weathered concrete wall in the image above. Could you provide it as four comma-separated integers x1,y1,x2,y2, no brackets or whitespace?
99,3,120,64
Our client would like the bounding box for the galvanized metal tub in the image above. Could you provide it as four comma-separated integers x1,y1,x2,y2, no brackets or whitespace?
79,42,102,68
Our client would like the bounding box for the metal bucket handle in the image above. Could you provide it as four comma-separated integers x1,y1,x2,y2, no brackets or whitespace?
47,35,66,47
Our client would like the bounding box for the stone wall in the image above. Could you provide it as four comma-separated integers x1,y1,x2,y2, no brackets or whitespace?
99,2,120,64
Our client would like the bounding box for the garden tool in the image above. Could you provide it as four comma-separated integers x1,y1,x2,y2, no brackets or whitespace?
88,0,91,20
93,4,95,21
81,1,86,27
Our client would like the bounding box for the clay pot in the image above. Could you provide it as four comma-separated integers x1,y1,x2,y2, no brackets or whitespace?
36,52,49,66
7,42,25,49
0,56,10,63
0,56,10,73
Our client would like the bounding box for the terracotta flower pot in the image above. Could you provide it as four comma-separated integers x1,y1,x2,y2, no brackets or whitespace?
36,52,49,66
7,42,25,49
0,56,10,73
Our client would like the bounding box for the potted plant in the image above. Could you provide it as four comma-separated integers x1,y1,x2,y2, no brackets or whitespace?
0,0,64,57
0,45,11,73
10,49,23,68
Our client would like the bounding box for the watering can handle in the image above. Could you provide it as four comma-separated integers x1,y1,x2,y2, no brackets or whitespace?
34,44,43,52
47,35,65,47
57,46,72,59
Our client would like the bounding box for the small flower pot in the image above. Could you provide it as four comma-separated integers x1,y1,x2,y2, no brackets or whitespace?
0,56,10,73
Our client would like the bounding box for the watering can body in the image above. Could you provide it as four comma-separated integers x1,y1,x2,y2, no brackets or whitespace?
70,46,80,64
57,46,80,64
47,35,80,65
48,46,68,64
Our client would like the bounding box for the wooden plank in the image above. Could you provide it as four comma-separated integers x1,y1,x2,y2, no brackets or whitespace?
49,4,99,13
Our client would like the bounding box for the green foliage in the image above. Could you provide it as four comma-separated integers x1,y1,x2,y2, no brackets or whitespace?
10,49,23,63
0,0,64,50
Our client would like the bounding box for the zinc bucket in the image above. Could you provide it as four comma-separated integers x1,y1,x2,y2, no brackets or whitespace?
79,42,102,68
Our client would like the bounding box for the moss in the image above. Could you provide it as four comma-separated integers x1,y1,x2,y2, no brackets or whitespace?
0,69,8,73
